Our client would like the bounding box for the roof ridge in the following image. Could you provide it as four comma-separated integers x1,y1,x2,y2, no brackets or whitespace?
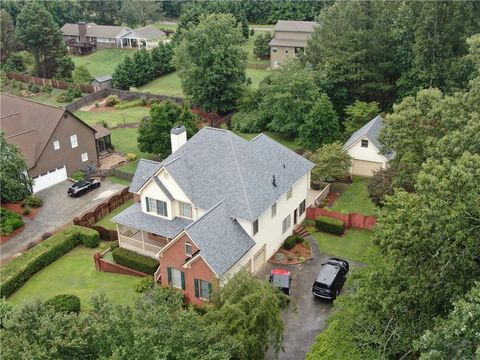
184,200,225,231
1,93,65,111
139,158,161,165
5,128,37,139
227,131,254,219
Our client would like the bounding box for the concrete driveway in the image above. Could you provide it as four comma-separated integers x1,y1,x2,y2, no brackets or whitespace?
259,235,361,360
1,179,126,263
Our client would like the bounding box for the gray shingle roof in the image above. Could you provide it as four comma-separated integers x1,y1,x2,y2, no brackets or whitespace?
274,20,318,33
129,159,162,193
269,38,308,48
343,115,384,150
112,203,192,239
123,25,166,40
93,75,112,83
162,127,314,221
61,23,129,38
185,201,255,276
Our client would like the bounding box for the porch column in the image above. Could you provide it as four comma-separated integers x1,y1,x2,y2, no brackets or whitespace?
120,39,123,48
141,230,145,250
129,38,132,48
116,224,122,246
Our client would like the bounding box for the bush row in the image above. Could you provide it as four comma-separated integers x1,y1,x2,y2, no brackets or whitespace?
112,247,159,275
315,216,345,235
0,226,99,298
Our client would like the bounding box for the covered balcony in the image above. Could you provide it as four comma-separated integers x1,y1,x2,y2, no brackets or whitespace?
117,224,168,259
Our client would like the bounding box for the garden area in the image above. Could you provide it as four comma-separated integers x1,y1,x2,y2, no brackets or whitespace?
270,235,312,264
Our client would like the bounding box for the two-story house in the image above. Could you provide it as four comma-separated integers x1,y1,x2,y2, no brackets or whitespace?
269,20,318,69
112,126,314,304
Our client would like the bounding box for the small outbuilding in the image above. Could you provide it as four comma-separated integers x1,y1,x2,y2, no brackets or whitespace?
91,75,112,91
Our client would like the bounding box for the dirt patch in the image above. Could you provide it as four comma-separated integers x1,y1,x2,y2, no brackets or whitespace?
269,241,312,265
2,203,40,220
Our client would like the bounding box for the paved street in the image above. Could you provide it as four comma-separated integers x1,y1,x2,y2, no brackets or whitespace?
0,179,126,263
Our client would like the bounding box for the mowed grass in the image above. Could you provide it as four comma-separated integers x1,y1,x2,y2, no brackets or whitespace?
331,177,377,215
1,83,82,107
96,199,134,230
71,48,135,78
108,176,132,186
74,106,150,127
246,30,271,66
312,229,374,263
8,245,140,310
236,131,301,151
111,127,154,174
138,71,183,96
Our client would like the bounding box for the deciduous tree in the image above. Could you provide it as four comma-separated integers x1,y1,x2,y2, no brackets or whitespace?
73,65,93,84
0,10,17,64
343,101,380,139
305,142,352,183
253,32,273,59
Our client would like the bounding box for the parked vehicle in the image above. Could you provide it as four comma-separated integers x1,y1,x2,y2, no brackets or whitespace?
67,179,101,197
312,257,349,300
269,269,292,295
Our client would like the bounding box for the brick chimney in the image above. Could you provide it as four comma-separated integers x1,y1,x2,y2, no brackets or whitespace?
78,22,87,42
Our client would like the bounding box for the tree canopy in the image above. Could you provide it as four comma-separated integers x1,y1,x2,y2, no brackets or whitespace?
305,142,351,183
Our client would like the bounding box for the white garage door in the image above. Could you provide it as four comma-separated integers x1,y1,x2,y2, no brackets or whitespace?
253,245,266,273
351,160,383,177
32,166,67,193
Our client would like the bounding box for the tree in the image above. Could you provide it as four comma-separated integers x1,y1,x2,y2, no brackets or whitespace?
299,93,340,150
0,133,32,202
174,13,247,113
112,55,135,90
85,0,119,25
73,65,93,84
132,49,154,86
16,1,71,79
138,101,199,159
367,167,396,206
305,142,352,183
120,0,162,28
53,54,75,81
0,10,16,64
253,32,273,59
151,42,175,77
343,101,380,139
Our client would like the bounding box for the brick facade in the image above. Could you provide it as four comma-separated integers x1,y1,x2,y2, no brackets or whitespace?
159,233,216,306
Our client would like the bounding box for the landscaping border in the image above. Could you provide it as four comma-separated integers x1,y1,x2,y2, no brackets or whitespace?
6,72,94,93
94,248,148,278
307,207,376,230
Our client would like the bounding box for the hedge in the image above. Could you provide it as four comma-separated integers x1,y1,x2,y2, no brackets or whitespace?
0,226,99,298
112,247,159,275
283,235,304,250
45,294,81,314
315,216,345,235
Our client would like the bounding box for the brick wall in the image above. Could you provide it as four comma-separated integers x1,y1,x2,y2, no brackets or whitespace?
94,251,148,277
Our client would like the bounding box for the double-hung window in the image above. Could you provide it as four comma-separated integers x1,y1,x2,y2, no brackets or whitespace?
146,197,168,217
167,267,185,290
194,279,212,300
70,134,78,148
361,139,369,148
282,215,291,234
179,201,192,218
53,140,60,150
299,199,306,216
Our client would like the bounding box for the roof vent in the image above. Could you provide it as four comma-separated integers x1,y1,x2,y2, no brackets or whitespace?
272,175,277,187
283,164,286,169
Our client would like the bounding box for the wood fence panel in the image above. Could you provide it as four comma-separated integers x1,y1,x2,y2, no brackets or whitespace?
6,72,94,93
306,207,377,230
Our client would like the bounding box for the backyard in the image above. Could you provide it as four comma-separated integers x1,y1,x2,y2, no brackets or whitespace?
95,199,134,230
74,106,150,128
1,82,83,107
8,245,140,310
111,127,154,174
71,48,134,78
312,229,374,263
331,177,377,215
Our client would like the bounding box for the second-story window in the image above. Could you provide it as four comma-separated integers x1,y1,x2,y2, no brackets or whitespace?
287,188,292,200
179,201,192,218
146,197,168,217
70,134,78,148
185,242,193,257
253,219,259,235
361,139,369,148
53,140,60,150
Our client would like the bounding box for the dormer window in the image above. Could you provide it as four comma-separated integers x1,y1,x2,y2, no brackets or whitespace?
146,197,168,217
179,201,192,218
185,242,193,257
361,139,369,148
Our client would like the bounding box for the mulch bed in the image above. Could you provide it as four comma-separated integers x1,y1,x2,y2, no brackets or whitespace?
0,226,25,245
2,203,40,220
268,241,312,265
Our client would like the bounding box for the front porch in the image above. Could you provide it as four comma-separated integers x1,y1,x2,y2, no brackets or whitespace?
117,224,169,259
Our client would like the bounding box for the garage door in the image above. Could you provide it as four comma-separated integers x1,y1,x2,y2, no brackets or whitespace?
253,245,266,273
351,160,383,177
32,166,67,193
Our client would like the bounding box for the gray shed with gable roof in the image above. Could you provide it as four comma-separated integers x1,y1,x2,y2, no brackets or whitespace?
91,75,112,91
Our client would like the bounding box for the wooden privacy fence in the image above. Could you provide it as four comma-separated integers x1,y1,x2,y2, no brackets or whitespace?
307,207,377,230
6,72,94,93
73,187,132,230
65,89,109,111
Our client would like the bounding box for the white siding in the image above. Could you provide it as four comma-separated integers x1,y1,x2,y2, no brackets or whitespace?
141,180,173,219
346,136,388,167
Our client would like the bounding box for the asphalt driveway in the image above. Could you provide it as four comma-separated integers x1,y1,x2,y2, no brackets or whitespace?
1,179,126,263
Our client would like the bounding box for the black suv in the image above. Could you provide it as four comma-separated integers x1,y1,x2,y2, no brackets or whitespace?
312,258,349,300
67,179,101,197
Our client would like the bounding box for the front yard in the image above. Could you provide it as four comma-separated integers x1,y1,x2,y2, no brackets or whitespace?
331,177,376,215
8,245,140,310
312,229,374,263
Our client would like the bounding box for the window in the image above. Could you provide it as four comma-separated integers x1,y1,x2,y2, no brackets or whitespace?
299,199,306,216
167,267,185,290
253,219,259,235
185,242,193,257
287,188,292,199
285,49,289,54
282,215,291,234
81,152,88,162
70,134,78,148
53,140,60,150
361,139,369,148
194,279,211,300
271,202,277,218
146,197,168,217
179,201,192,218
272,47,277,53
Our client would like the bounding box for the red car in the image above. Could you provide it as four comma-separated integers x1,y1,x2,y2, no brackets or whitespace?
269,269,292,296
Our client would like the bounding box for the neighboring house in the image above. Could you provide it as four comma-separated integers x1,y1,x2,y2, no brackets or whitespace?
91,75,112,91
269,20,318,69
91,124,113,155
0,94,99,192
61,22,166,55
343,115,393,177
112,126,314,304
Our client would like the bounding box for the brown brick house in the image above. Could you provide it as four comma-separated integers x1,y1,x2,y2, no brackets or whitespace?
0,94,99,192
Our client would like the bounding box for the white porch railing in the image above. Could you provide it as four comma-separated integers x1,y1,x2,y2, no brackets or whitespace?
313,183,331,207
117,226,163,259
154,266,161,283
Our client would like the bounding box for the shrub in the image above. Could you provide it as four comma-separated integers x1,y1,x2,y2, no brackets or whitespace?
126,153,137,162
110,240,119,250
24,195,43,208
114,99,144,109
0,208,24,236
368,167,395,206
28,82,40,93
66,85,82,99
41,232,52,240
135,276,155,293
250,28,255,36
79,229,99,248
94,101,100,108
106,95,120,106
45,294,81,314
42,83,53,94
315,216,345,235
23,205,31,215
283,235,298,250
112,247,159,275
72,169,86,181
0,226,98,298
56,93,68,103
96,119,109,129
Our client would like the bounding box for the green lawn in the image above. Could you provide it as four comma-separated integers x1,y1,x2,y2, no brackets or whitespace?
246,30,272,66
153,23,178,32
236,131,301,151
8,245,140,310
74,106,150,127
108,176,131,186
138,71,184,96
96,199,134,230
247,68,269,87
312,229,374,263
1,83,82,107
71,48,135,78
331,177,377,215
111,127,154,174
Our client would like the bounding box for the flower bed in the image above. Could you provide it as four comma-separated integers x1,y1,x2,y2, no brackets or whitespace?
269,240,312,265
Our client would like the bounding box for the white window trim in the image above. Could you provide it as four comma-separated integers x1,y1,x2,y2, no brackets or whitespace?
81,152,88,162
53,140,60,150
171,268,183,289
179,201,192,219
361,139,369,148
198,279,211,300
282,214,291,234
70,134,78,148
185,242,193,257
